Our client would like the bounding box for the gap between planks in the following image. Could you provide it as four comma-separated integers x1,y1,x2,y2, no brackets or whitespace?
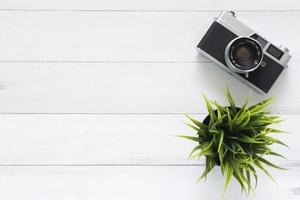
0,113,299,115
0,163,298,167
0,9,300,12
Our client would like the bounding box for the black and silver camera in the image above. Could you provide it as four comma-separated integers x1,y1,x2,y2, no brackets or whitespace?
197,11,291,94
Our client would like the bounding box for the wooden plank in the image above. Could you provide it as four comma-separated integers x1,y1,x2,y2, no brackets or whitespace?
0,11,298,62
0,166,298,200
0,62,297,113
0,0,299,10
0,114,296,165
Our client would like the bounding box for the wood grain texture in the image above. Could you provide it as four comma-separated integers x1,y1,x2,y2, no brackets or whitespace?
0,166,299,200
0,11,298,62
0,0,299,198
0,62,297,113
0,0,299,10
0,114,296,165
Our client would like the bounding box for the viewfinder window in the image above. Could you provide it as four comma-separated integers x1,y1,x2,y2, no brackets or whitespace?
267,44,284,60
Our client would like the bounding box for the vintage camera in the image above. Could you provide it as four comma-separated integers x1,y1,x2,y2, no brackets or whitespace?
197,11,291,94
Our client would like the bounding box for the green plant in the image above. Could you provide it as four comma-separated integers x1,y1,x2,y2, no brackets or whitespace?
179,89,288,197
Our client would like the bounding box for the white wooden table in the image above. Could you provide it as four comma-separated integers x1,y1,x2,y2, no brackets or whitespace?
0,1,299,199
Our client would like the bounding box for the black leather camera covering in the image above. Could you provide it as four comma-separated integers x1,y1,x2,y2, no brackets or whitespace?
197,22,284,93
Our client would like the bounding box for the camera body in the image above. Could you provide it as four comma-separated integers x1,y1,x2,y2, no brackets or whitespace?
197,11,291,94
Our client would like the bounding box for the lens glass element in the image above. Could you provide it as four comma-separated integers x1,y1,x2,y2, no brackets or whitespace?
233,44,257,69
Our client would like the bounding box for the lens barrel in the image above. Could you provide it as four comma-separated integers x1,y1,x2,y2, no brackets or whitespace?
225,37,263,74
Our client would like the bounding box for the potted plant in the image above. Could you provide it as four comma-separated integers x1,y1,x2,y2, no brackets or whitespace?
179,89,288,198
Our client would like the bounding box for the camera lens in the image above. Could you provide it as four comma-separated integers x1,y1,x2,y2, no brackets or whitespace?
234,44,257,69
225,37,263,73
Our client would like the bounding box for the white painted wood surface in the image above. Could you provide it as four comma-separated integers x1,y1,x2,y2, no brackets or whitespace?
0,11,299,62
0,114,296,165
0,62,298,113
0,0,299,10
0,1,299,199
0,166,299,200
